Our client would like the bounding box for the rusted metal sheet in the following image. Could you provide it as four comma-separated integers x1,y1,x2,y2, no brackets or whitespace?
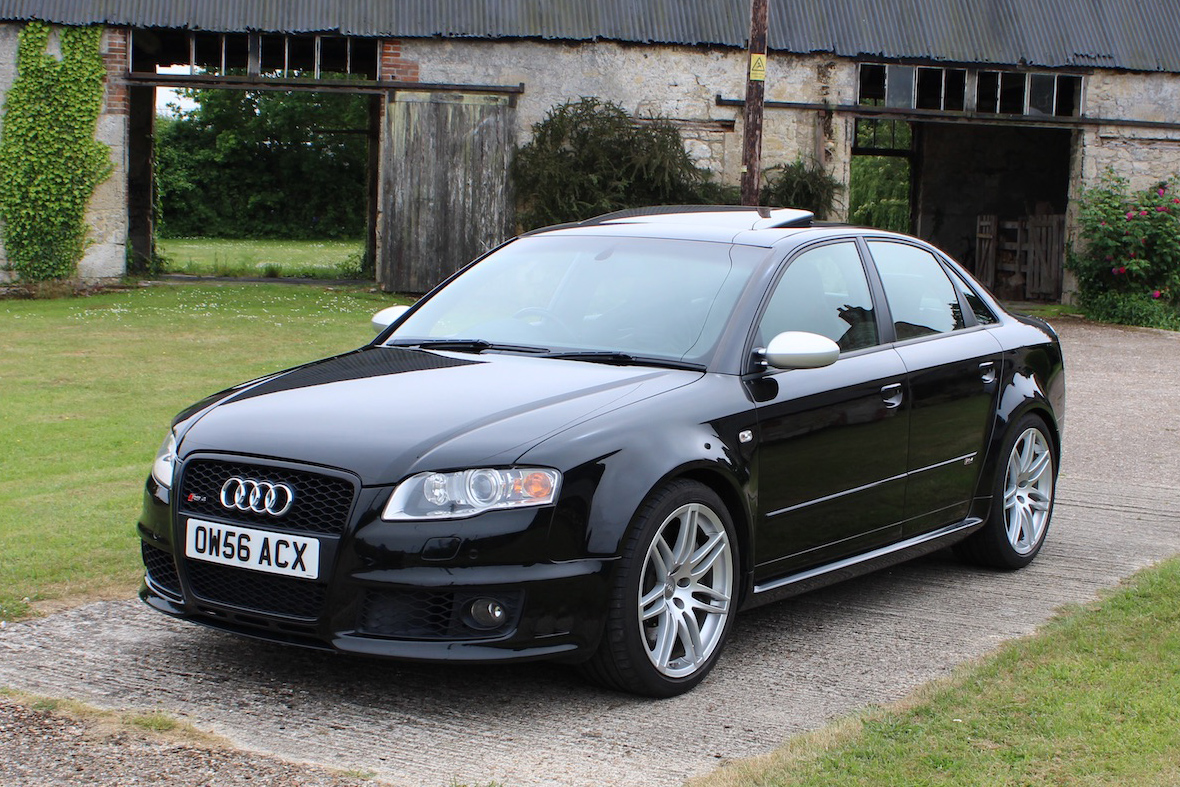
4,0,1180,73
379,91,515,294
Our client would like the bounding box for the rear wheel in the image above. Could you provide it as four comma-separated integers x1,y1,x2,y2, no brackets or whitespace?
958,414,1056,569
581,480,737,696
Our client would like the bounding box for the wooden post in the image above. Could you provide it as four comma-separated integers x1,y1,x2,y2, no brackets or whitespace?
740,0,769,206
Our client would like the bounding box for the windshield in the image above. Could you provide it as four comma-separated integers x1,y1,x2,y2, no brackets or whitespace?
387,234,760,365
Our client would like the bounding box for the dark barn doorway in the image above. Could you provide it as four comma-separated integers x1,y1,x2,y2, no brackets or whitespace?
912,124,1073,300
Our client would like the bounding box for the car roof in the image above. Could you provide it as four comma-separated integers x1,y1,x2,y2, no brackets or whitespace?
526,206,884,248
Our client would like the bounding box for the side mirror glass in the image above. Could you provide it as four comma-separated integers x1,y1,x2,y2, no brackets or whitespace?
371,304,410,333
763,331,840,370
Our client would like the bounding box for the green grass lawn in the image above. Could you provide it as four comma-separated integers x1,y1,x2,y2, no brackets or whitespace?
693,558,1180,787
0,283,406,622
157,238,366,279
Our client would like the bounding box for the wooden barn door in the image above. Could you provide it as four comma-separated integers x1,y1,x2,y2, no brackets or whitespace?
379,91,515,293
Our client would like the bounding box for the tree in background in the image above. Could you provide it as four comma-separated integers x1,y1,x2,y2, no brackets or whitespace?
156,88,368,240
848,156,910,232
512,98,733,230
848,120,911,233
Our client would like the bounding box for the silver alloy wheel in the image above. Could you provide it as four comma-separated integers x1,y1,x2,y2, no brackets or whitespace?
1003,426,1054,555
637,502,734,678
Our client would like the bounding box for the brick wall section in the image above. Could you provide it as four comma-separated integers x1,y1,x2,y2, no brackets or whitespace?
379,38,420,82
102,26,129,115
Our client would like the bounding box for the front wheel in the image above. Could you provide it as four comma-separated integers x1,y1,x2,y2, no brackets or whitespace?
958,414,1057,569
581,480,737,697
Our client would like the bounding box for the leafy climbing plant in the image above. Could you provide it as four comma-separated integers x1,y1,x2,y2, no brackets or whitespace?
0,22,111,282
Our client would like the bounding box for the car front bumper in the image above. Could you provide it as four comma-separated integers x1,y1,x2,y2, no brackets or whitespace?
136,460,613,665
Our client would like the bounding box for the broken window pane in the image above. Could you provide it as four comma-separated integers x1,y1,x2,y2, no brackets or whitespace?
999,72,1026,114
1056,76,1082,116
859,64,886,104
916,68,944,109
977,71,999,113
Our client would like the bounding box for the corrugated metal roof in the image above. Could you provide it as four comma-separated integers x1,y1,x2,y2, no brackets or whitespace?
3,0,1180,73
771,0,1180,71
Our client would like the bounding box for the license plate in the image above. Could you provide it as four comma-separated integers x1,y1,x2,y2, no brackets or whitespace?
185,518,319,580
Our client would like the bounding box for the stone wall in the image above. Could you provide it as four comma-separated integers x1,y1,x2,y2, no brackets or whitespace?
0,22,127,283
83,26,129,281
1076,70,1180,191
398,38,854,212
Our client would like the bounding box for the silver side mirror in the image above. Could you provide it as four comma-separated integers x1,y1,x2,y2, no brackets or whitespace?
763,331,840,370
371,305,410,333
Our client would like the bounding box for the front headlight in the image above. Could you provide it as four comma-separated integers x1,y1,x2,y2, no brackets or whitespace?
151,431,178,489
382,467,561,521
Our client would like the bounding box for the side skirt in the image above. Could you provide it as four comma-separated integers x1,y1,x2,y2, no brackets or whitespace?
742,517,984,610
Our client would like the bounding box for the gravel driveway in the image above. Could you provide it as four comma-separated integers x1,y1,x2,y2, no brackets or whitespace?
3,317,1179,787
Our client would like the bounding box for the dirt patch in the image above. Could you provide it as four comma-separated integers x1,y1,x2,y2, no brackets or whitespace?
0,693,377,787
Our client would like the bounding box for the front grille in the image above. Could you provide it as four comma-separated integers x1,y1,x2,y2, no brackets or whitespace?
358,589,521,640
178,459,356,535
187,561,326,620
142,542,182,598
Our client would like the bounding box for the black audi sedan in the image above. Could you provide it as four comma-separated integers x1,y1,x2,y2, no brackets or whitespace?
138,206,1064,696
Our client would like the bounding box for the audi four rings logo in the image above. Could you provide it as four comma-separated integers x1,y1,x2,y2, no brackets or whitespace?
219,477,296,517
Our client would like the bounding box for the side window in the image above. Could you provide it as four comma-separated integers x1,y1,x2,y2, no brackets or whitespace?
945,266,998,325
869,241,966,340
759,242,879,353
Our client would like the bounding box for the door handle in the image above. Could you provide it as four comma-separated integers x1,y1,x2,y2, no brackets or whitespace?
979,361,997,384
881,383,904,409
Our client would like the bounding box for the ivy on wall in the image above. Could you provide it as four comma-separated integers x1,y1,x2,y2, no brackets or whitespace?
0,22,111,282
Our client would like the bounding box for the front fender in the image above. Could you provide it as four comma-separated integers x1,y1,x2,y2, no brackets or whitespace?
518,375,757,562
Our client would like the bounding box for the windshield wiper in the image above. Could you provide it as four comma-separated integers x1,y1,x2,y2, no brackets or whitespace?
386,339,550,355
544,351,704,371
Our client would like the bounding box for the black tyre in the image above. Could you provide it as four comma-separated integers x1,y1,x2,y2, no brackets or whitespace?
581,480,738,697
958,414,1056,569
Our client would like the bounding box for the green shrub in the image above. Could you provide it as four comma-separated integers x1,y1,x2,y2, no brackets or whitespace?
760,159,843,220
512,98,727,229
1068,169,1180,329
1079,291,1180,331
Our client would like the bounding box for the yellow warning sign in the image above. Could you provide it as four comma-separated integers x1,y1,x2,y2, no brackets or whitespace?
749,53,767,82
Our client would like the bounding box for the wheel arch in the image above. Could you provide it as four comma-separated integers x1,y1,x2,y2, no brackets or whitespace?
970,373,1062,524
676,465,755,605
576,450,753,570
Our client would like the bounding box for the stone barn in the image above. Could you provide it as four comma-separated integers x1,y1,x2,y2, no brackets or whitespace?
2,0,1180,299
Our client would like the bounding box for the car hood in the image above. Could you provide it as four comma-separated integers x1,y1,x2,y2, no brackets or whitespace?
176,346,700,485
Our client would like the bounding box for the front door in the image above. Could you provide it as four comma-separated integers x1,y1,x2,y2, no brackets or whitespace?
751,241,909,580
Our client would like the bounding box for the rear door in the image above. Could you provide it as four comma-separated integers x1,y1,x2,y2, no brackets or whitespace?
865,240,1003,536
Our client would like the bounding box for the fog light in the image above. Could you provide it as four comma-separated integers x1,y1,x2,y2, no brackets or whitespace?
469,598,507,629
